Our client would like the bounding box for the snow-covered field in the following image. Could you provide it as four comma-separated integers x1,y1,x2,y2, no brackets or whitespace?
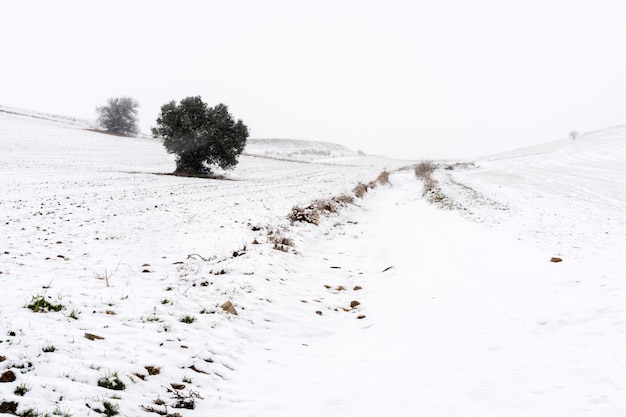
1,108,625,416
244,138,360,161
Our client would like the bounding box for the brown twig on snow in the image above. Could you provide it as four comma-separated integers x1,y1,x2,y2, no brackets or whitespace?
187,253,210,261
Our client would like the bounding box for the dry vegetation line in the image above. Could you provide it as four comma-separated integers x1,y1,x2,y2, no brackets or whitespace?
1,169,392,416
413,160,510,219
284,170,391,228
266,170,391,252
413,160,464,210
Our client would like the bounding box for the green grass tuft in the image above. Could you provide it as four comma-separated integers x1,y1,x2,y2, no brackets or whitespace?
27,295,64,313
180,315,196,324
97,372,126,391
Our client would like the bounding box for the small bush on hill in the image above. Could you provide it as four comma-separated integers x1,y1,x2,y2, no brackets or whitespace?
414,161,436,178
27,295,64,313
375,170,390,185
97,372,125,391
289,204,320,225
289,194,356,226
267,227,295,252
413,161,440,196
353,182,370,198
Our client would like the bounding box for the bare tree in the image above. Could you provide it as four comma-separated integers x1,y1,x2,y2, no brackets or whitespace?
569,130,579,140
96,97,140,136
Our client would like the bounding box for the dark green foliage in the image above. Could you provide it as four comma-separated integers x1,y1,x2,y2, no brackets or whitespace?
27,295,64,313
92,401,119,417
97,373,125,391
96,97,140,136
179,315,196,324
14,383,29,396
152,96,249,175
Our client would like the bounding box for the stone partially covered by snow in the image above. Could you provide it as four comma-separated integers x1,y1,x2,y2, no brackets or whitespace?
1,108,625,416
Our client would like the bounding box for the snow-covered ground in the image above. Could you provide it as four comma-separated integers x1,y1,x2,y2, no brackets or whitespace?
244,138,360,161
1,108,625,416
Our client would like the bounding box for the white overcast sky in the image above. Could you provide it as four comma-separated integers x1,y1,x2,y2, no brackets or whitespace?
2,0,625,159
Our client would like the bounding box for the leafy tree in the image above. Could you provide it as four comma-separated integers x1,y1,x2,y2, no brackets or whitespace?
152,96,249,175
96,97,140,136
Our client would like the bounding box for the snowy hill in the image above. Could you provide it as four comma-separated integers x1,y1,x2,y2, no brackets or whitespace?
479,124,626,162
437,125,626,262
244,138,360,161
0,105,366,163
0,105,96,130
0,108,406,416
1,108,625,416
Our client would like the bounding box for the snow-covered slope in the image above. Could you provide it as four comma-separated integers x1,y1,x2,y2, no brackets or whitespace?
1,108,625,416
244,138,360,161
0,109,406,416
437,126,626,263
231,127,626,416
222,121,626,416
0,105,96,130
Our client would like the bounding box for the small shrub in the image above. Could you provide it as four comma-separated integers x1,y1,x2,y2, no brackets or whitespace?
270,235,294,252
413,161,440,196
91,400,119,417
14,383,30,396
42,345,56,353
414,161,436,178
267,227,295,252
313,199,337,214
423,176,438,193
27,295,64,313
353,182,370,198
289,204,320,225
67,309,80,320
180,315,196,324
13,362,32,370
289,194,357,226
97,373,126,391
51,407,73,417
375,170,390,185
102,401,119,417
288,191,357,228
333,194,355,205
